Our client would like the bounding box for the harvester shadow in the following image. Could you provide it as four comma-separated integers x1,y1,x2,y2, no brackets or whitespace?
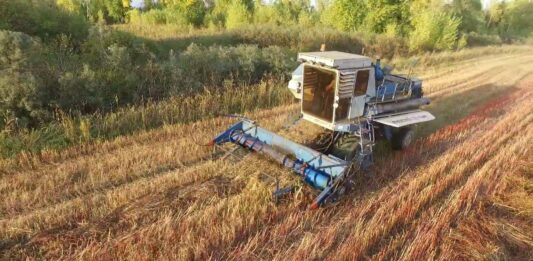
306,83,521,258
339,83,517,205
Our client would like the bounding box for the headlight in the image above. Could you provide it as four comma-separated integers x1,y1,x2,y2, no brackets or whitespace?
288,80,301,92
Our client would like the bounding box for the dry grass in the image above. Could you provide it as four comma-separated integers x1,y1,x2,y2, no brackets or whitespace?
1,47,533,260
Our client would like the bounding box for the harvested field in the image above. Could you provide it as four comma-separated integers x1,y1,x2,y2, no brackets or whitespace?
1,49,533,260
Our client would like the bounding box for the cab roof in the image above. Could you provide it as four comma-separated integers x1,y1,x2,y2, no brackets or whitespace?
298,51,372,69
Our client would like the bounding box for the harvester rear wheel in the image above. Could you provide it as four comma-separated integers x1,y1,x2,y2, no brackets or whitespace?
328,133,359,161
391,127,414,150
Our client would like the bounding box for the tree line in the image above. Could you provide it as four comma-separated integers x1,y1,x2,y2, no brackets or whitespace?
54,0,533,50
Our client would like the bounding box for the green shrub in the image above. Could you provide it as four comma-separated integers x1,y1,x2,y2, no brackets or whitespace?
141,9,169,25
363,33,408,59
226,1,251,29
233,25,365,54
0,0,89,43
127,0,206,27
464,32,502,47
320,0,367,32
253,1,315,27
168,0,207,27
409,11,460,52
56,0,83,14
0,30,52,128
177,43,296,89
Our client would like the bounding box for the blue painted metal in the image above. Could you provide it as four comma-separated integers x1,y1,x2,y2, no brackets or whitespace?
213,119,349,205
377,81,398,97
374,59,385,82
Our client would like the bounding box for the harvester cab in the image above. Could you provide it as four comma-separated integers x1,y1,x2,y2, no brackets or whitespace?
212,51,435,208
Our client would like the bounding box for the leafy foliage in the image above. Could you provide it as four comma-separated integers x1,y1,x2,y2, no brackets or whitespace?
225,0,252,29
409,11,461,51
445,0,484,33
320,0,367,31
0,0,89,42
0,31,51,129
254,0,316,26
503,0,533,38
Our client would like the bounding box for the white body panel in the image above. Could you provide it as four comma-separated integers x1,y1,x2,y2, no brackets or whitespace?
288,64,304,99
302,114,335,130
373,110,435,128
350,96,366,118
298,51,372,69
349,67,376,118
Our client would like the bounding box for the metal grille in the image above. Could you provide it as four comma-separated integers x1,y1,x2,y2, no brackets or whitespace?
338,69,356,98
303,70,318,89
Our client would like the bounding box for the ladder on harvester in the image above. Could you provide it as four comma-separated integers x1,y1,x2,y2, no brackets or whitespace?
356,118,375,170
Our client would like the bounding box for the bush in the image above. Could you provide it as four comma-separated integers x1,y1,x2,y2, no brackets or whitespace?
464,32,502,47
409,11,460,52
170,0,207,27
363,33,408,59
140,9,169,25
0,30,52,128
177,44,296,90
127,0,206,28
0,0,89,43
226,1,251,29
233,25,365,54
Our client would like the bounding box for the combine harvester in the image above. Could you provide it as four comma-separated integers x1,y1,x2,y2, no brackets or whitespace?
212,51,435,208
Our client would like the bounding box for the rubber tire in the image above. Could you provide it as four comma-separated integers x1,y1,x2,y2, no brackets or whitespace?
391,127,414,150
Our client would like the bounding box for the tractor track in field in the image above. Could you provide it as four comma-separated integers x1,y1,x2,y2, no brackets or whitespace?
418,53,520,81
331,98,525,259
421,52,523,82
0,143,224,218
0,105,301,177
221,65,533,260
365,98,532,260
425,55,533,98
0,106,302,218
221,78,532,260
0,106,303,248
1,49,533,259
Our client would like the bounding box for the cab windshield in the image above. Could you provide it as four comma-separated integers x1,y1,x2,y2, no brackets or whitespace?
302,66,336,122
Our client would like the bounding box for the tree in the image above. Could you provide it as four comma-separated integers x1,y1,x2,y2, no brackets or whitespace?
504,0,533,38
320,0,367,31
486,0,533,40
409,10,461,51
180,0,207,26
254,0,314,26
0,31,51,127
83,0,129,24
486,0,507,36
56,0,84,14
0,0,89,43
320,0,411,35
226,0,251,29
445,0,484,33
363,0,411,35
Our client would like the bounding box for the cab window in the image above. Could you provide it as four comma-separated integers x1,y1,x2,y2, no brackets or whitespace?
353,70,369,96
